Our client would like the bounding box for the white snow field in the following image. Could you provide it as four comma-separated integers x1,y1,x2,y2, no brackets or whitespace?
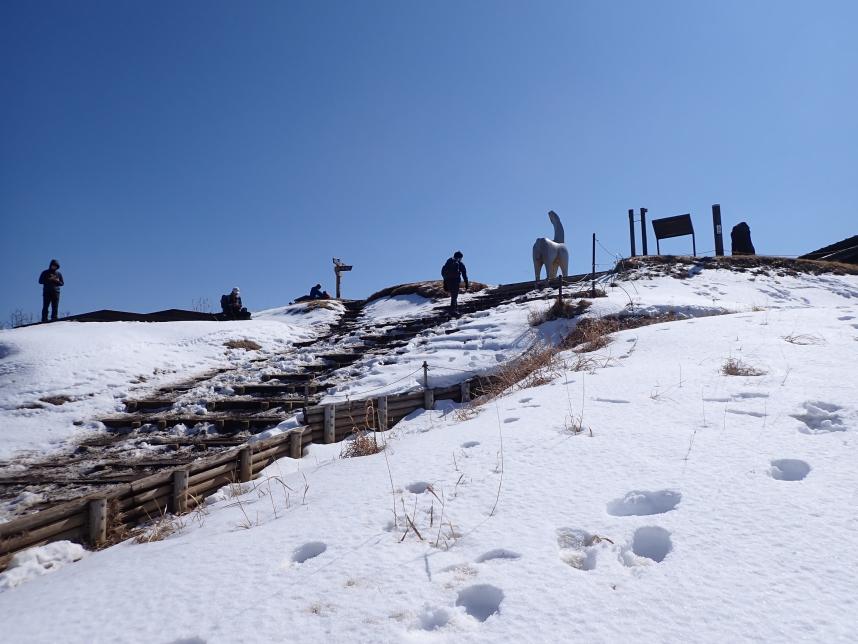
1,265,858,643
0,304,341,461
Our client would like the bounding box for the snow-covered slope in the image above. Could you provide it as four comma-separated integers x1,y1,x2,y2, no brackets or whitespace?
0,304,340,460
1,265,857,643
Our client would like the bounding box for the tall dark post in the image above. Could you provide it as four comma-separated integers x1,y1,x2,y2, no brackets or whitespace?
591,233,597,297
628,209,636,257
640,208,648,255
712,204,724,256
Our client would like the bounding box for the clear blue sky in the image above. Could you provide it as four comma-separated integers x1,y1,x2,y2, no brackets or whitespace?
2,1,856,318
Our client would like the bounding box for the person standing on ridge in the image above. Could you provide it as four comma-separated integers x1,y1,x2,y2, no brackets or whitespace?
441,251,469,316
38,259,64,322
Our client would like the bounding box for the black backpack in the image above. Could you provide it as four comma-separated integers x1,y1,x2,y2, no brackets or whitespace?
441,258,459,281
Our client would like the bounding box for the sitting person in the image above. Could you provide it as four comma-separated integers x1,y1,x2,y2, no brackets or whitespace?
220,287,251,319
310,283,324,299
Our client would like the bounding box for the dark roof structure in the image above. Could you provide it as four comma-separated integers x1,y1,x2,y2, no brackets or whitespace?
800,235,858,265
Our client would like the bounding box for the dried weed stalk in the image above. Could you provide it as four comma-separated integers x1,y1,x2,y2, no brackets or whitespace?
721,358,766,377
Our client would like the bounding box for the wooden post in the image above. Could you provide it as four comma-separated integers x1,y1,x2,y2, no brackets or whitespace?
239,447,252,483
422,362,433,409
460,380,471,403
88,497,107,547
172,469,189,514
324,404,336,443
290,430,303,459
424,387,435,410
377,396,389,431
712,204,724,256
591,233,597,297
640,207,648,255
629,209,636,257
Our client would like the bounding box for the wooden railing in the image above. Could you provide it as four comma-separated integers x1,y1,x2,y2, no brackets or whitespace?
0,378,482,570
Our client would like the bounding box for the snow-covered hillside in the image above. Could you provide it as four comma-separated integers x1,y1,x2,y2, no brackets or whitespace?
1,263,857,643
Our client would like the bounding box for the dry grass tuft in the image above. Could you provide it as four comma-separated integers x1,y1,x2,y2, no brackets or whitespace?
341,431,384,458
782,333,825,346
134,510,185,544
528,298,591,327
303,299,338,311
224,339,262,351
721,358,766,376
477,344,564,402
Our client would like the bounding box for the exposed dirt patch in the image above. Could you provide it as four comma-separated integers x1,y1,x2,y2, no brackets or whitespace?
38,395,73,406
223,339,262,351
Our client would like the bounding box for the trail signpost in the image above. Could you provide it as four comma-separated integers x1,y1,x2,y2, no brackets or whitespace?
333,258,352,299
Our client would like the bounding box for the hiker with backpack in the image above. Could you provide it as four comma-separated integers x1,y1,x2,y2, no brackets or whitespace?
38,259,64,322
220,287,251,320
441,251,469,316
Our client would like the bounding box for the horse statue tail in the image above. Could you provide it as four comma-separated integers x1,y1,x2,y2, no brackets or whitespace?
548,210,565,243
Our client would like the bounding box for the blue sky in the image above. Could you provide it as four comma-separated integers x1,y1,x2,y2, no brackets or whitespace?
2,1,856,318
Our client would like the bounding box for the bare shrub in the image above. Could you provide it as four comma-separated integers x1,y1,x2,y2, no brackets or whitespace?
721,358,766,376
478,344,563,402
528,299,591,327
134,510,185,544
7,309,35,328
783,333,825,346
341,431,384,458
224,339,262,351
191,297,212,313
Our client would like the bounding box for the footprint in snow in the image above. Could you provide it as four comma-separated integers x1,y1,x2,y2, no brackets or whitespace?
475,549,521,563
292,541,327,564
733,391,769,399
792,401,845,433
456,584,504,622
622,526,673,565
838,315,855,321
503,417,519,424
594,398,630,404
607,490,681,516
406,481,432,494
519,397,533,403
769,459,810,481
461,441,480,448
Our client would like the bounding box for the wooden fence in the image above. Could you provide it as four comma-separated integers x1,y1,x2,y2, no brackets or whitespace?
0,378,481,571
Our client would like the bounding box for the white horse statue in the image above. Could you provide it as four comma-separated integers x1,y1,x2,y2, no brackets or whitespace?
532,210,569,287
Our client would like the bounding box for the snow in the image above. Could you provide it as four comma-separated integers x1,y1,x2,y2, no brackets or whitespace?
0,303,340,460
1,266,858,642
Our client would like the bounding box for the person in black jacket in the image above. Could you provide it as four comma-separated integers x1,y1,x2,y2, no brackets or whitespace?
38,259,64,322
441,251,469,316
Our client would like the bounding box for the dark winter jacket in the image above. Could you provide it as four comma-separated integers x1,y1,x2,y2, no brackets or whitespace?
309,285,323,299
39,269,64,294
442,258,468,287
229,293,242,310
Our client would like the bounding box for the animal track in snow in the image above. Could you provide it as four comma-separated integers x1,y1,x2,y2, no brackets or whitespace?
503,417,519,424
594,398,630,404
518,397,533,403
769,459,811,481
292,541,327,563
461,441,480,448
556,528,606,571
838,315,855,321
406,481,431,494
475,549,521,563
627,526,672,564
607,490,681,516
455,584,504,622
792,401,845,433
